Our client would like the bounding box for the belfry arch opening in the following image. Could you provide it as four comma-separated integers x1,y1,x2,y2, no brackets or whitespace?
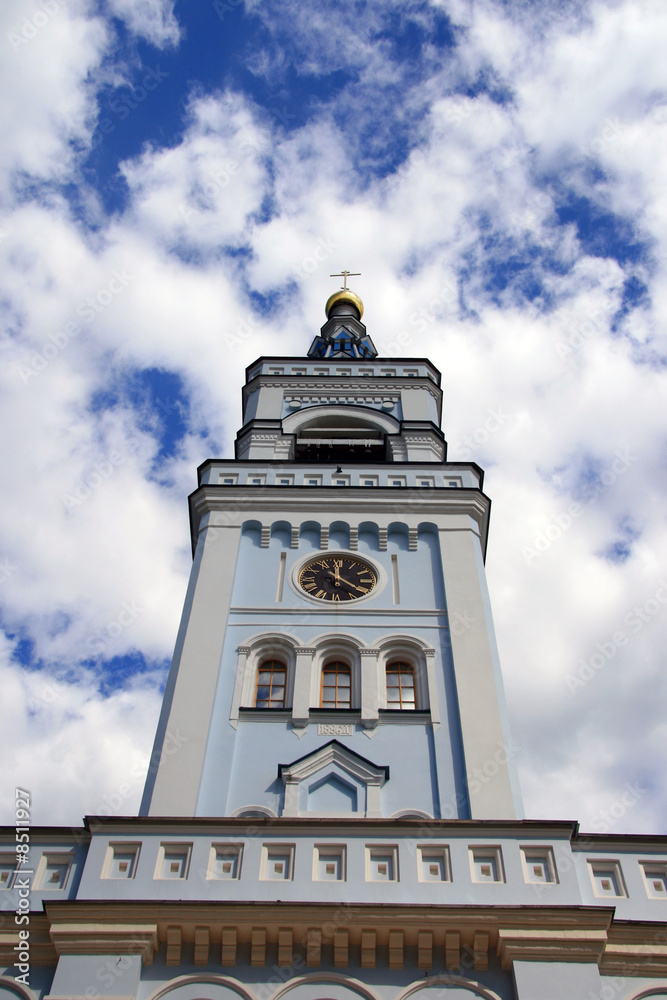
285,407,398,463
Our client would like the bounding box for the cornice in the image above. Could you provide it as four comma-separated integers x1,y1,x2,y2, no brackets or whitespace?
188,485,491,559
6,898,664,977
243,377,442,403
191,486,489,522
602,922,667,976
244,357,443,386
0,914,55,965
14,902,667,976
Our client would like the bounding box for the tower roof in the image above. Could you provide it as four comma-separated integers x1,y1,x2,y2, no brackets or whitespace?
308,272,376,359
325,288,364,320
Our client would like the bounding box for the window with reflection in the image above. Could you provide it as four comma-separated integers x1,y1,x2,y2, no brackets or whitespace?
254,660,287,708
386,662,416,709
320,662,351,709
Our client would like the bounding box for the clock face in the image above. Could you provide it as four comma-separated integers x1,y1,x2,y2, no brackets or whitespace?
298,555,377,602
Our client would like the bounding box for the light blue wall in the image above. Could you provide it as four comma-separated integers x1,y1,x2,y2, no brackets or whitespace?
195,518,465,819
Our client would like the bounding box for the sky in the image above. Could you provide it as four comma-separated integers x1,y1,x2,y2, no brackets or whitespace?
0,0,666,836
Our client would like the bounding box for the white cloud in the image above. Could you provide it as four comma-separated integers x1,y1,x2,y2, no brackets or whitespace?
0,1,108,194
106,0,182,48
0,634,162,825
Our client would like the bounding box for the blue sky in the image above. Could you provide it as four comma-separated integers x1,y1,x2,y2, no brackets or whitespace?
1,0,667,833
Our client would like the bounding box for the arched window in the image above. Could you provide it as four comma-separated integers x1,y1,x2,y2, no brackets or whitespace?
255,660,287,708
321,661,352,709
386,662,416,709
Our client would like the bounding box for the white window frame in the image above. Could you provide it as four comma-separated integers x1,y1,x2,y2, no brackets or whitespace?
231,633,299,727
376,642,431,714
313,643,360,712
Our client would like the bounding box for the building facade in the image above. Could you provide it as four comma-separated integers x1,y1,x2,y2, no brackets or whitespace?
2,286,667,1000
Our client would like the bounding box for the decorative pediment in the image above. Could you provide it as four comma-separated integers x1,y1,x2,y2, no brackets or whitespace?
278,740,389,817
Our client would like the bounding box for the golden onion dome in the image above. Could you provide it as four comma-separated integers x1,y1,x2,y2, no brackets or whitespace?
325,289,364,320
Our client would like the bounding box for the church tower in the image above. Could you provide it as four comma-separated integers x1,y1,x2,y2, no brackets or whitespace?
140,276,523,824
3,279,667,1000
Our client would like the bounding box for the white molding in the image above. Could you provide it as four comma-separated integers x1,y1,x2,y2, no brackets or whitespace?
144,973,256,1000
282,404,401,437
268,971,383,1000
394,976,503,1000
230,805,277,819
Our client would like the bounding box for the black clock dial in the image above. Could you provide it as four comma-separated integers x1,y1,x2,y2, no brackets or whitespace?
298,556,377,602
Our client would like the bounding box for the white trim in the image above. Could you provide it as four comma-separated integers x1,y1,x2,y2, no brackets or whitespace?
623,988,667,1000
390,809,433,819
144,974,256,1000
373,635,436,716
282,404,400,437
395,976,503,1000
268,972,382,1000
230,633,301,725
230,805,277,819
0,976,38,1000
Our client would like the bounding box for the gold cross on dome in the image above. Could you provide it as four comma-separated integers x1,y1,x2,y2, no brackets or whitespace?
330,269,361,290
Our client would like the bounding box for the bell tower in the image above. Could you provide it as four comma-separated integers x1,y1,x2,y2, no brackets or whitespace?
140,278,522,822
9,279,667,1000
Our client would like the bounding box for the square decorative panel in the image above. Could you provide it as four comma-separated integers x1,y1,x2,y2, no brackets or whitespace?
418,846,451,882
37,853,73,890
521,846,557,884
470,846,505,883
641,862,667,898
588,860,626,898
209,845,243,880
156,843,192,880
366,845,398,882
262,845,294,881
314,845,346,881
104,843,140,879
